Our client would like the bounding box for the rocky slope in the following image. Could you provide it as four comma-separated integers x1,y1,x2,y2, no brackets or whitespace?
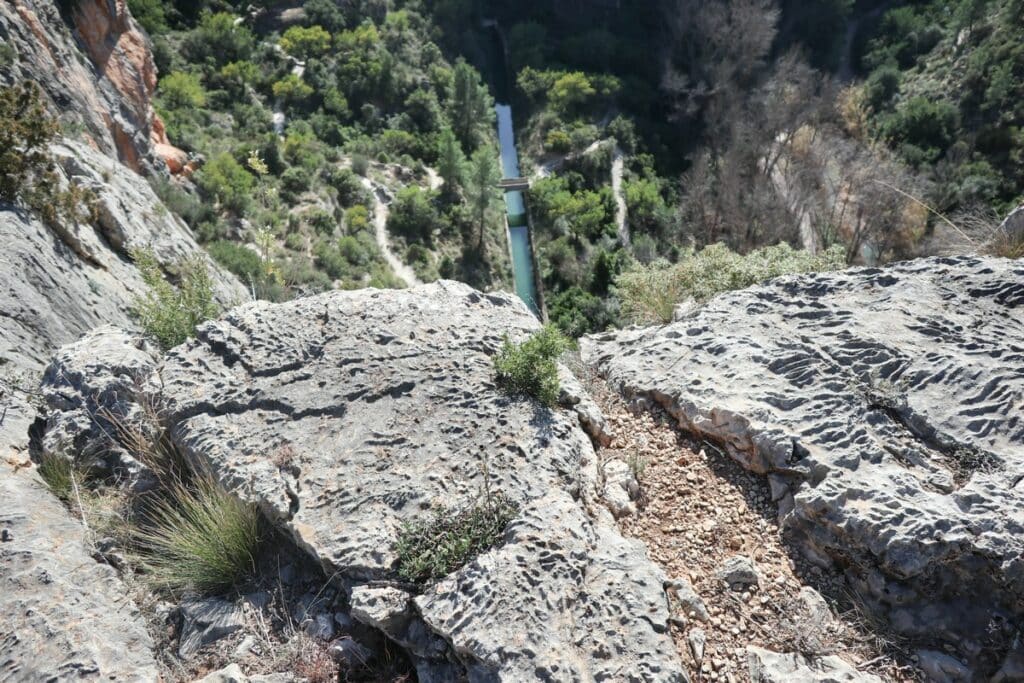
32,282,685,681
0,0,180,174
0,456,160,681
582,255,1024,678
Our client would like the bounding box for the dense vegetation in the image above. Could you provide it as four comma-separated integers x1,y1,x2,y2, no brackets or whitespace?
132,0,508,303
121,0,1021,338
855,0,1024,215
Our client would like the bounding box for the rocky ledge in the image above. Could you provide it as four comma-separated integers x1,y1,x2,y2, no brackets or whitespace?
582,255,1024,677
34,281,685,681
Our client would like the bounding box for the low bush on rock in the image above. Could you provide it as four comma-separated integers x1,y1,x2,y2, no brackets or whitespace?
134,476,261,595
0,81,96,226
395,493,519,584
493,325,570,408
132,249,219,350
615,242,847,324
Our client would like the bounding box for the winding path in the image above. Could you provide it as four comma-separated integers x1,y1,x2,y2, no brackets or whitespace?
361,177,422,288
610,144,628,246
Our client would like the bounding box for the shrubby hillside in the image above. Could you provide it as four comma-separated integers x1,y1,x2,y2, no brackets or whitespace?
114,0,1023,337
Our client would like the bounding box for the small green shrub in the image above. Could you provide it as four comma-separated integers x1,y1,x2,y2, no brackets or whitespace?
615,242,847,324
132,249,219,350
395,493,519,584
0,81,96,226
134,476,261,595
493,325,570,407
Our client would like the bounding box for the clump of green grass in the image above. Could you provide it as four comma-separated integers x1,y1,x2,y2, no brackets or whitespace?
36,452,92,502
134,476,260,595
132,248,219,350
493,325,570,408
395,493,519,584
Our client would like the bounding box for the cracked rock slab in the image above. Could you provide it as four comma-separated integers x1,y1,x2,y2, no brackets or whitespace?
582,256,1024,666
152,281,683,680
747,647,883,683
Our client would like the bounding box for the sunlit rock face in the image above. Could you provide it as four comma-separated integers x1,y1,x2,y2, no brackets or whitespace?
583,255,1024,673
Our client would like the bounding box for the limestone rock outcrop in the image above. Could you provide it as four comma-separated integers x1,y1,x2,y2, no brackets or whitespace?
582,256,1024,672
133,281,685,680
0,0,176,174
747,647,882,683
0,458,159,681
0,140,244,379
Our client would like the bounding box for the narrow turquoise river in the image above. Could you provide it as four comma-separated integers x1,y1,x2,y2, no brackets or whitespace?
496,103,540,316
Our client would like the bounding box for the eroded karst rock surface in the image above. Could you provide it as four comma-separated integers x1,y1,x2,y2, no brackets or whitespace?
138,281,685,680
0,458,159,681
582,255,1024,673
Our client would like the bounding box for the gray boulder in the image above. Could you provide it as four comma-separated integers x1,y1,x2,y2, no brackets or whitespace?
178,597,246,658
582,255,1024,668
38,326,160,488
715,555,760,589
0,459,159,680
148,282,685,680
747,647,882,683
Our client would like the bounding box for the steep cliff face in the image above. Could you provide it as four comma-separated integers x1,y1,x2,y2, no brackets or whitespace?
0,0,182,174
0,0,244,452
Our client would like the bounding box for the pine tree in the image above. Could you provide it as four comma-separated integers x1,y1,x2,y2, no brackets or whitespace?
450,61,490,153
467,146,500,250
437,127,466,199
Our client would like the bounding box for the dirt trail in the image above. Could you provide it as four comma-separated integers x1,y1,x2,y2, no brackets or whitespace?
360,177,422,288
610,144,627,246
591,383,918,682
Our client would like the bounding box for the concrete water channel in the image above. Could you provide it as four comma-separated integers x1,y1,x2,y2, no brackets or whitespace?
486,23,544,319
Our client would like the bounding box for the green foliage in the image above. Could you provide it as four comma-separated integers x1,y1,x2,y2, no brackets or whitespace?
0,81,58,205
616,243,847,324
387,186,442,243
197,152,253,214
545,129,571,154
467,145,500,247
493,325,570,407
132,249,219,350
182,12,254,66
450,60,491,152
272,74,314,103
134,476,260,595
531,176,614,241
0,82,95,226
207,240,262,282
436,127,466,196
279,25,332,59
37,452,91,502
395,492,519,584
517,67,620,114
159,72,207,109
878,96,958,164
127,0,168,34
548,286,617,337
864,65,901,111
